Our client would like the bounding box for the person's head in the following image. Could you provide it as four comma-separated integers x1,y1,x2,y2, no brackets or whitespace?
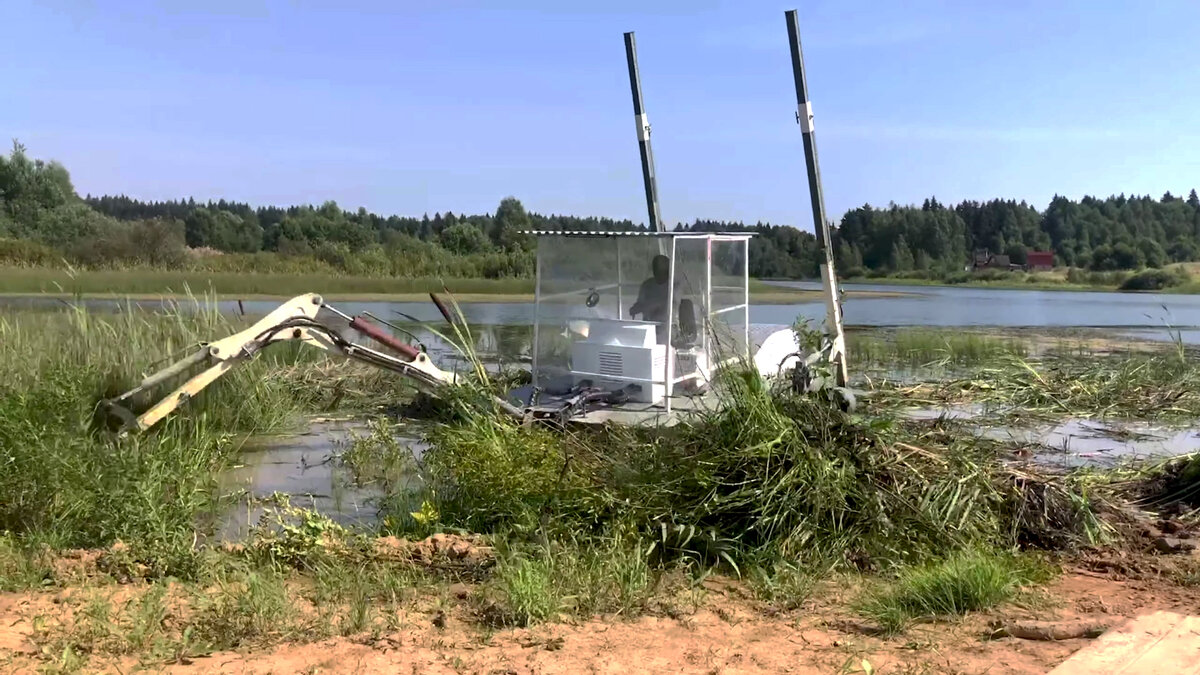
651,254,670,283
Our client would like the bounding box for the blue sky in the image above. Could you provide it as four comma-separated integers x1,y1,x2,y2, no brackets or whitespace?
3,0,1198,230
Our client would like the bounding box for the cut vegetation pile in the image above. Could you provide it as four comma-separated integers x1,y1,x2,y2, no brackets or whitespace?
402,368,1105,578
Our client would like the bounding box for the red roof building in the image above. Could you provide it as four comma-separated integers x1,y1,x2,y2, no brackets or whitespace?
1026,251,1054,271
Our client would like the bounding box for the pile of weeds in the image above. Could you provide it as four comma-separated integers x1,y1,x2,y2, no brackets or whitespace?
1117,452,1200,511
406,366,1101,577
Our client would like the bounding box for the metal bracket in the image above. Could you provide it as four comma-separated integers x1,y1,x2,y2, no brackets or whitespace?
635,113,651,141
796,102,814,132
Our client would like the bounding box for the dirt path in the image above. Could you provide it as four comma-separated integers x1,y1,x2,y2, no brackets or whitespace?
5,560,1199,675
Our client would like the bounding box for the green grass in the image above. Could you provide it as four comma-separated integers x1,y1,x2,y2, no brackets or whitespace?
0,266,536,298
855,551,1044,635
487,533,656,626
849,329,1028,368
843,271,1115,292
191,566,300,651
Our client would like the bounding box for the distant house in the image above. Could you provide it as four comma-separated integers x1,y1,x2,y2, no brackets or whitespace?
972,249,1013,270
1025,251,1054,271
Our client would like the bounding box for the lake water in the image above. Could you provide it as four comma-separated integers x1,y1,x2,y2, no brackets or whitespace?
7,282,1197,338
214,418,427,541
901,404,1200,469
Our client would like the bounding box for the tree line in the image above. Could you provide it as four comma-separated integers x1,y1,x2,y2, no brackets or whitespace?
4,142,1199,280
835,192,1200,276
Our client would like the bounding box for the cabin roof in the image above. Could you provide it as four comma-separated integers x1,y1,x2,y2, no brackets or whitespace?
522,230,754,238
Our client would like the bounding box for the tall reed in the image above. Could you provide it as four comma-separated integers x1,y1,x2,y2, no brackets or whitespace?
0,299,322,569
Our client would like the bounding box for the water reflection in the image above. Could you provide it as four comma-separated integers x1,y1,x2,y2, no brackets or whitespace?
215,419,427,540
899,405,1200,469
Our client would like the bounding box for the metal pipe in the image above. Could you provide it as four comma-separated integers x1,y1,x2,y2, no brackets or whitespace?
532,239,543,390
785,10,831,254
624,31,664,233
743,240,750,359
112,347,210,403
665,237,676,413
784,8,848,386
349,316,422,360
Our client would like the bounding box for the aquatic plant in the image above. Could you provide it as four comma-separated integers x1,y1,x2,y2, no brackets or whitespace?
848,328,1028,369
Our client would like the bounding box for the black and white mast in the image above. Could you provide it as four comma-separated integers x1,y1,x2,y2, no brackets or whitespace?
784,9,848,386
624,31,665,232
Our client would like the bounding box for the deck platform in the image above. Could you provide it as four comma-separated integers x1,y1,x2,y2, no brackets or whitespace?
1049,611,1200,674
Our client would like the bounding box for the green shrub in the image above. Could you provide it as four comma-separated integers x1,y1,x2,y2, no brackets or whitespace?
1119,267,1187,291
0,237,61,266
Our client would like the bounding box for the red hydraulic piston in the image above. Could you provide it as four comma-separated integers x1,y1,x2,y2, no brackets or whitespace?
348,316,421,361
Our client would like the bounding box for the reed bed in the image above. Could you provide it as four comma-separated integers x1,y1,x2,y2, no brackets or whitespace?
848,329,1029,369
877,351,1200,421
0,300,383,572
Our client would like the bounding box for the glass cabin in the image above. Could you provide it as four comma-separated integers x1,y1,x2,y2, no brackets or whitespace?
528,231,752,413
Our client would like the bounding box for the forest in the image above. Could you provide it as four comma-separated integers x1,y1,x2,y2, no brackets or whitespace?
3,142,1199,281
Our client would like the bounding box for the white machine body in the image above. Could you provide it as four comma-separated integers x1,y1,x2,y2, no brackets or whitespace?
569,319,666,403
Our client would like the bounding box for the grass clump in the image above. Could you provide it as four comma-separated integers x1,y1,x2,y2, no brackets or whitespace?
748,560,815,610
423,412,570,534
485,532,655,626
0,534,54,591
855,551,1044,635
191,567,301,651
849,329,1028,369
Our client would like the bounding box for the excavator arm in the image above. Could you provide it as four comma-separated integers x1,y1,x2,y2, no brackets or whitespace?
104,293,521,433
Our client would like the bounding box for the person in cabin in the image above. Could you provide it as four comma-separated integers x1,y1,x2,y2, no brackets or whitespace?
630,254,673,343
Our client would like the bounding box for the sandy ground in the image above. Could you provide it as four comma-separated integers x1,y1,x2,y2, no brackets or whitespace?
4,553,1199,675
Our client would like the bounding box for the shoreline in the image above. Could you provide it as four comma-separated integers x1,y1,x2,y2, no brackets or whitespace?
0,287,911,303
838,277,1109,293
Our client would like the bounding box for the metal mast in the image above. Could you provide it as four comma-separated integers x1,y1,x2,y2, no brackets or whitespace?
784,9,847,387
624,31,664,232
